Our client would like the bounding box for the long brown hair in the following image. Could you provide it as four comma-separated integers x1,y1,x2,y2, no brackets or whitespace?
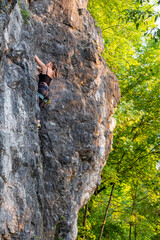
52,62,58,79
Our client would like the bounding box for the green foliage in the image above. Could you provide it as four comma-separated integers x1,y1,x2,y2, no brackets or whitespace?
20,8,31,23
102,221,127,239
18,0,31,24
77,0,160,239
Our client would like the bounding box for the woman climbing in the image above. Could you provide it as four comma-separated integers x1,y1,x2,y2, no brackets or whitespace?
35,55,58,107
35,55,58,129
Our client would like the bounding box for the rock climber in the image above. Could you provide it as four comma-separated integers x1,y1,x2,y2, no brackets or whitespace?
35,55,58,129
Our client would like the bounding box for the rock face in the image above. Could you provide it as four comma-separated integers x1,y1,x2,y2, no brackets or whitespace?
0,0,120,239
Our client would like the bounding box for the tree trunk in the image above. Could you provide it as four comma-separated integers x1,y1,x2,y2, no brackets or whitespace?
98,183,115,240
134,221,137,240
98,152,125,240
129,222,132,240
129,198,136,240
83,203,88,227
82,203,88,239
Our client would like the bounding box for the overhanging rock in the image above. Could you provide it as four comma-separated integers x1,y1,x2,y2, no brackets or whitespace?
0,0,120,239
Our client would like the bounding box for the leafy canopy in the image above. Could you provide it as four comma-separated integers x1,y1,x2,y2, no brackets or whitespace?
77,0,160,239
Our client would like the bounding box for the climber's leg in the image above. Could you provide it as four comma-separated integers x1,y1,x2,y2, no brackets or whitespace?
37,84,50,130
38,84,49,107
39,98,45,108
38,85,46,107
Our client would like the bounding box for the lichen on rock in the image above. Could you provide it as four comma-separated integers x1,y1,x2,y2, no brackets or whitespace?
0,0,120,239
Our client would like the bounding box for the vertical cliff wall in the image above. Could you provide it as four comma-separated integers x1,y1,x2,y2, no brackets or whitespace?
0,0,120,239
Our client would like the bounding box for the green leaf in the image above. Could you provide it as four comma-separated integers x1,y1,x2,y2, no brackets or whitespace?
136,23,140,29
155,15,158,22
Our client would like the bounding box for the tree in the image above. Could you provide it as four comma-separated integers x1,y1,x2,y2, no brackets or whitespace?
77,1,160,239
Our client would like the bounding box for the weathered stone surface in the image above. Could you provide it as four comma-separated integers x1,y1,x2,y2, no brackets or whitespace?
0,0,120,239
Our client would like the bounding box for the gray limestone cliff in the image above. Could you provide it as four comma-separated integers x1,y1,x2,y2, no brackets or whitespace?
0,0,120,239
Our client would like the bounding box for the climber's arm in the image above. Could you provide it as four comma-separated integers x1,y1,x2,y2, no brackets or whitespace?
35,55,46,69
37,66,42,72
